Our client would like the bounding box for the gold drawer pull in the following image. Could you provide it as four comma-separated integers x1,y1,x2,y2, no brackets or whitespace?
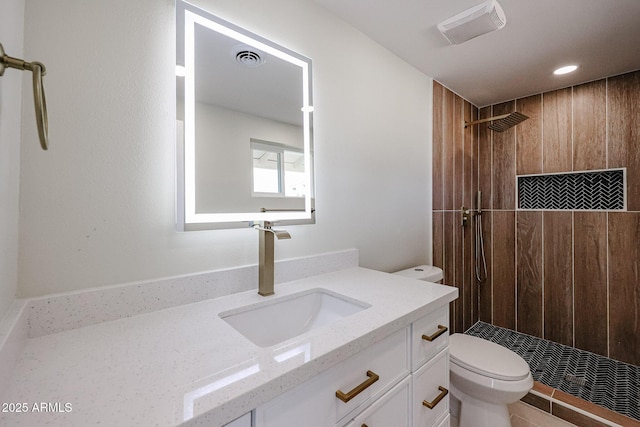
422,324,448,342
423,386,448,409
335,370,379,403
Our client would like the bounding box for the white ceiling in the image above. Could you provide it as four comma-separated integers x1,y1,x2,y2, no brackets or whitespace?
193,24,303,126
313,0,640,107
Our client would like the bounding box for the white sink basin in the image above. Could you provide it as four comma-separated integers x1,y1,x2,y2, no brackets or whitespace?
220,288,370,347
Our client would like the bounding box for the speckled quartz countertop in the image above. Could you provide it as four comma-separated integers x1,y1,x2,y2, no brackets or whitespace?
0,267,457,426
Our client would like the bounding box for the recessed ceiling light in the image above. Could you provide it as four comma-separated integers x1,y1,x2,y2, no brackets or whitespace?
553,65,578,75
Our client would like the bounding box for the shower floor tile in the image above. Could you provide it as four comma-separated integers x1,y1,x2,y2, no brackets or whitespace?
464,321,640,422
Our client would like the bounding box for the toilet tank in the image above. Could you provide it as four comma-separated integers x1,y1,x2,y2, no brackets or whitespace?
393,265,444,283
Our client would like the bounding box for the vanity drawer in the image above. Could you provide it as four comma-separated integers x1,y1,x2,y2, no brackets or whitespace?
255,327,410,427
351,376,411,427
413,348,449,427
411,305,449,370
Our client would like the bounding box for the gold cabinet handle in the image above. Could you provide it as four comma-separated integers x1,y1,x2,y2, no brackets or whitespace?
422,325,448,342
422,386,448,409
335,370,379,403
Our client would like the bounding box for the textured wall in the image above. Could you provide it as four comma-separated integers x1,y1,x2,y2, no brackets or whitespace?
17,0,433,297
433,70,640,366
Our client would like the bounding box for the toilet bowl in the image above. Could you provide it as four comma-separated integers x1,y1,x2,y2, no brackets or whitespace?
449,334,533,427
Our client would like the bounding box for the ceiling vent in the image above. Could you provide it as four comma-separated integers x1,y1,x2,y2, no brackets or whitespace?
231,44,266,68
438,0,506,45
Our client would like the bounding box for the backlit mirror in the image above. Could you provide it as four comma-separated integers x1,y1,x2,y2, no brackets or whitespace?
176,0,315,230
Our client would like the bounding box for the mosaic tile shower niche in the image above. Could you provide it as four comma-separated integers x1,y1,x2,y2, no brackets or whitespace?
518,169,625,210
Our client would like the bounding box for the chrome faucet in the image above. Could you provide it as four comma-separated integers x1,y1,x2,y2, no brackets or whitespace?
253,221,291,296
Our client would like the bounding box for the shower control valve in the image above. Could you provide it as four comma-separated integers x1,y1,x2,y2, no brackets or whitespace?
461,206,470,227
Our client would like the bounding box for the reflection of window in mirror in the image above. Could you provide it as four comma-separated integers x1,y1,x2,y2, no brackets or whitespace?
251,139,305,198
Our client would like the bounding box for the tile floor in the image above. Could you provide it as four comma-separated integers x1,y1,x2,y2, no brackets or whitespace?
464,321,640,421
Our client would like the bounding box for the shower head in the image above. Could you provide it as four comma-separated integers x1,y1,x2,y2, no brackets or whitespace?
464,111,529,132
487,111,529,132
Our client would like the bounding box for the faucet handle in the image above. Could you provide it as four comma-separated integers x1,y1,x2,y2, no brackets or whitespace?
272,229,291,240
252,222,291,240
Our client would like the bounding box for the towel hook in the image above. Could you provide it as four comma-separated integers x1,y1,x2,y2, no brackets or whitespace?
0,43,49,150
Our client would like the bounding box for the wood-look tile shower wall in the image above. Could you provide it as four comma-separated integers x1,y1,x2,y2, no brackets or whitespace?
432,70,640,366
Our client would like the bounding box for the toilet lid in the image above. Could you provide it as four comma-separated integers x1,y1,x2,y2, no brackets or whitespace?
449,334,530,381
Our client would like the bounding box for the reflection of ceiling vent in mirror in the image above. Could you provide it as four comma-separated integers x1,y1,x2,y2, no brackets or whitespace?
231,44,266,68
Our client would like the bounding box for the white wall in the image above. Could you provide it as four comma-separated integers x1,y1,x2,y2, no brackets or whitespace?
194,103,304,213
18,0,433,297
0,0,25,319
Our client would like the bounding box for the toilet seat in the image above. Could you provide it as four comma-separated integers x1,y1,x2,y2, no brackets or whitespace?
449,334,530,381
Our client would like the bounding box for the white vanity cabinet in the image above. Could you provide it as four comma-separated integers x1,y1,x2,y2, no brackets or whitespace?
254,303,451,427
255,327,410,427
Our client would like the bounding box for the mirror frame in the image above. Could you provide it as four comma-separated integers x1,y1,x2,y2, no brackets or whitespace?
176,0,315,231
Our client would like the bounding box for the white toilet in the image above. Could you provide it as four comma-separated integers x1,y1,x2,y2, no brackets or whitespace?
393,265,533,427
449,334,532,427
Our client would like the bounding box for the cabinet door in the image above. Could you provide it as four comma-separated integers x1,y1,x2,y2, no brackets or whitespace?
413,349,449,427
351,376,411,427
